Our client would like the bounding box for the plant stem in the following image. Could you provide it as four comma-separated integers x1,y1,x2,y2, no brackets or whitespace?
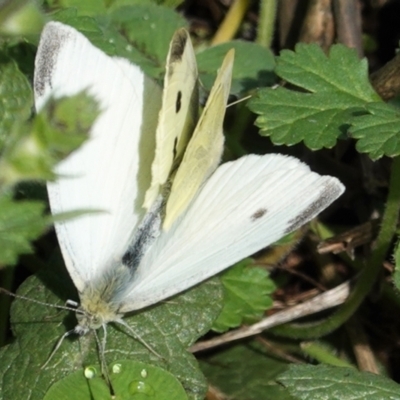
211,0,251,45
256,0,277,48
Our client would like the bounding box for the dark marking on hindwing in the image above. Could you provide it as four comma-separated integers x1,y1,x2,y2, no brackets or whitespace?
251,208,267,221
121,197,163,274
284,181,343,234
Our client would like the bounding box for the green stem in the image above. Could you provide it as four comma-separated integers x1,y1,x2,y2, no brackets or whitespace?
272,156,400,339
256,0,277,48
301,341,354,368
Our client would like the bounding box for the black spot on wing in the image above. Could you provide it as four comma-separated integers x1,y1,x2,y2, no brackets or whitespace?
172,137,178,159
34,23,72,97
176,90,182,113
284,180,343,234
251,208,267,221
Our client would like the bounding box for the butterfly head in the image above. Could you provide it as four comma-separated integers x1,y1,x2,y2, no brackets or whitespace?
75,309,106,332
76,279,125,331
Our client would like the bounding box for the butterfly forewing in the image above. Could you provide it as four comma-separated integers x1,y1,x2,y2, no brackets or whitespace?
34,22,162,291
163,49,235,230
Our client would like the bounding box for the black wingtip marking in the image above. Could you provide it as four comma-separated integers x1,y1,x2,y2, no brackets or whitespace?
251,208,267,221
284,180,343,234
169,29,188,64
34,23,72,97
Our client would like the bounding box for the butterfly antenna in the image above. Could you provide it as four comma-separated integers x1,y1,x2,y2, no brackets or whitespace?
116,319,163,359
226,94,252,108
0,287,82,314
41,329,75,369
94,326,115,398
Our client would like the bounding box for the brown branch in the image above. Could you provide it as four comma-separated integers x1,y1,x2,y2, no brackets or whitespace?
190,281,351,353
370,52,400,101
333,0,363,57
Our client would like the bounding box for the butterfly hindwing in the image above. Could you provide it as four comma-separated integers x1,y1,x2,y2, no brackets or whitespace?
163,49,235,229
120,154,344,311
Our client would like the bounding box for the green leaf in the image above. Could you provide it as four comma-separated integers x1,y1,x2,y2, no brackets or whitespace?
44,360,188,400
108,4,188,78
276,44,376,100
278,364,400,400
350,102,400,160
53,5,187,79
197,41,276,94
0,92,99,185
36,92,99,156
248,43,381,150
0,193,47,265
109,0,186,8
49,9,113,50
46,0,109,16
0,259,223,400
200,342,293,400
0,58,32,151
46,0,184,16
212,259,275,333
0,0,45,36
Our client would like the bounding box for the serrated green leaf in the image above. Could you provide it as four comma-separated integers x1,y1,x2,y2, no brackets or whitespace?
200,342,293,400
0,193,47,265
250,88,357,148
212,260,275,333
44,360,188,400
0,92,98,185
197,41,275,94
249,44,381,149
276,44,377,101
0,259,223,400
0,58,32,151
36,92,99,155
53,5,187,79
350,102,400,160
278,364,400,400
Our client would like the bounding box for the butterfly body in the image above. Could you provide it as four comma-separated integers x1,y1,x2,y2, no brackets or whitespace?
74,197,166,332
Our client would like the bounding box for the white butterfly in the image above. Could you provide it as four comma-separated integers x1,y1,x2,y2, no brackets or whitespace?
34,22,344,345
